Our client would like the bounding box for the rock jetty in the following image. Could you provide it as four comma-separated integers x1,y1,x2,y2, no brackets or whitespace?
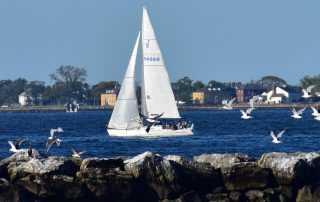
0,151,320,201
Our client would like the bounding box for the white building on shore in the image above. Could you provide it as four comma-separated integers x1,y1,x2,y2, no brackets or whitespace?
19,92,43,106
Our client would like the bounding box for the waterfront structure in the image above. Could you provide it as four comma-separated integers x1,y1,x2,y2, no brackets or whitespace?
266,86,301,104
236,85,266,103
19,92,42,106
192,91,205,104
101,89,118,107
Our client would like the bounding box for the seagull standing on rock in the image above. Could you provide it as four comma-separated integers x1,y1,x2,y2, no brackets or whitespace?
271,129,286,144
291,107,306,119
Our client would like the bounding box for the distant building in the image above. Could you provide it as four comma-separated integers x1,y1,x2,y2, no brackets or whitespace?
266,85,301,104
192,86,235,105
101,89,119,107
236,85,266,103
192,91,205,104
19,92,43,106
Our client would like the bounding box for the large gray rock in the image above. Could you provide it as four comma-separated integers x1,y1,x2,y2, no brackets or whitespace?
296,185,320,202
257,152,320,185
7,156,79,181
0,150,40,178
77,157,141,201
193,153,272,191
80,157,124,171
221,162,273,191
275,186,297,201
165,155,224,192
244,190,265,201
124,152,184,200
193,153,255,168
47,175,83,199
0,178,22,202
16,175,53,197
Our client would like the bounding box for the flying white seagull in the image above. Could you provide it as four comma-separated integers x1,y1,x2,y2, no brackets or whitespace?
291,107,306,119
222,98,236,110
315,116,320,121
271,129,286,144
49,127,64,139
311,106,319,117
14,136,28,149
71,148,86,158
8,141,23,153
302,85,316,98
240,102,255,119
46,137,62,154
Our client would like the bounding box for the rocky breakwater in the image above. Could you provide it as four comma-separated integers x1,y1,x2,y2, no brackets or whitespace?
0,151,320,202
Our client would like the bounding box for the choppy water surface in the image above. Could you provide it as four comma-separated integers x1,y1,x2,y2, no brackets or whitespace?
0,109,319,159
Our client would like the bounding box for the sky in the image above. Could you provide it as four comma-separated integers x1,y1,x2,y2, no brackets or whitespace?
0,1,319,86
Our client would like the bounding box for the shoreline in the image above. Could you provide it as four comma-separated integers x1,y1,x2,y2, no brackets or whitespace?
0,103,317,113
0,151,319,201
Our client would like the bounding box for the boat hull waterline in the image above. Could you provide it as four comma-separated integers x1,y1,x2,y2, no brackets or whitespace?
107,127,193,137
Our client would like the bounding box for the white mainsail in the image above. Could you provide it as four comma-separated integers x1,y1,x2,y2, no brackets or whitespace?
141,7,180,119
108,32,141,129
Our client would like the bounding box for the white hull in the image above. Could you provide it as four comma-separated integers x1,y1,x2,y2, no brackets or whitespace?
107,126,193,138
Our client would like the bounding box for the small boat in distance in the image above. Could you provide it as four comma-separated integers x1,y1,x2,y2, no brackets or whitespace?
66,100,78,113
107,7,194,137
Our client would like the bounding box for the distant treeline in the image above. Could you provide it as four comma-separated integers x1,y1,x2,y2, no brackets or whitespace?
0,65,319,105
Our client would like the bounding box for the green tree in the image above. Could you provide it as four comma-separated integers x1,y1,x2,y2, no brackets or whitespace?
50,65,88,103
207,80,226,89
299,75,320,94
258,76,287,90
192,80,205,91
0,78,27,105
172,77,193,102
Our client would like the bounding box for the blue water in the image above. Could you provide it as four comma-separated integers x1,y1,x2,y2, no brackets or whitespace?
0,109,319,159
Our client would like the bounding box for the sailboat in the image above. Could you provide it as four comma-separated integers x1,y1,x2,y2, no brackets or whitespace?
107,7,194,137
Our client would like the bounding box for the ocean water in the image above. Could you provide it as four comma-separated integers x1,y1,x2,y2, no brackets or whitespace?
0,109,319,159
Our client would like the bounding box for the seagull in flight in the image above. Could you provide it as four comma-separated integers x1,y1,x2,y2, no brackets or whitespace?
222,98,236,110
311,106,319,117
271,129,286,144
71,148,86,158
49,127,64,139
291,107,306,119
8,141,23,153
315,115,320,121
139,112,164,133
240,108,254,119
14,136,28,150
240,101,255,119
46,137,62,154
302,85,316,98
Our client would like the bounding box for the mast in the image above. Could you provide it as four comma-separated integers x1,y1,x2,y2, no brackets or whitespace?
141,7,180,119
108,32,141,129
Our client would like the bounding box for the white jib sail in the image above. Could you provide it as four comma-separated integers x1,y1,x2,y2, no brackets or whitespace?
141,7,180,119
108,32,141,129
